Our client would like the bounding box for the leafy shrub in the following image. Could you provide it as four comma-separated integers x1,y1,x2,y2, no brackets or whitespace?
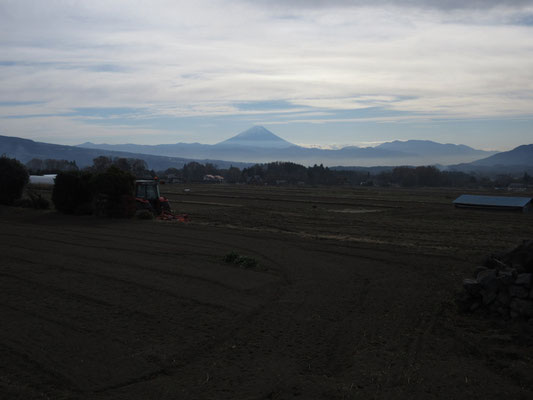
223,251,259,269
119,194,137,218
52,167,137,218
91,166,135,217
0,156,29,205
223,251,240,263
14,192,50,209
27,189,50,209
237,256,258,269
52,171,93,214
91,166,135,199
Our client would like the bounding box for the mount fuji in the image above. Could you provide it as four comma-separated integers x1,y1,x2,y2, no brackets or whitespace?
216,126,294,148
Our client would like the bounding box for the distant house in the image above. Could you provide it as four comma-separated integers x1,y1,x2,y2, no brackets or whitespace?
453,194,532,213
203,174,224,183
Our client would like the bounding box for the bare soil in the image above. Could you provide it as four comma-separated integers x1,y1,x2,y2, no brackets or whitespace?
2,185,533,399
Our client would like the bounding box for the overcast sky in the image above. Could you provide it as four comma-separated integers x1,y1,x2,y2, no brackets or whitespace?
1,0,532,149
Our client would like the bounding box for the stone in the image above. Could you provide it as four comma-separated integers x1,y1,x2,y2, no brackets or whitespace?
509,285,529,299
515,265,527,274
486,278,501,293
497,269,516,285
477,269,497,286
463,279,481,296
485,255,508,269
497,290,511,306
474,266,488,277
510,298,533,317
497,306,510,318
515,273,532,288
459,241,533,319
477,270,501,300
481,289,498,305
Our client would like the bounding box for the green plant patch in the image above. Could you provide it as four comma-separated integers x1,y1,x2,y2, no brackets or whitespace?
223,251,259,269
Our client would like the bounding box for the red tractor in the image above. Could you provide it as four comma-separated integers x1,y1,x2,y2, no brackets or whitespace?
135,179,171,215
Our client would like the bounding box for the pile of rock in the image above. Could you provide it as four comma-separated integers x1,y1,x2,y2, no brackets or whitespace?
457,240,533,319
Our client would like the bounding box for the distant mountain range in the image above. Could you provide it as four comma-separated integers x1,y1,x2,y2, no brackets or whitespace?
471,144,533,166
1,126,531,172
78,126,498,167
449,144,533,174
0,135,251,170
375,140,492,158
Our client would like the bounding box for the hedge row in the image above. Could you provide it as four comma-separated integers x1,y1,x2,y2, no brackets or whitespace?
52,167,136,217
0,156,29,205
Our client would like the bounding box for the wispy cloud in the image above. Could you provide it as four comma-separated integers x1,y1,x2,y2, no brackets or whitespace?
0,0,532,147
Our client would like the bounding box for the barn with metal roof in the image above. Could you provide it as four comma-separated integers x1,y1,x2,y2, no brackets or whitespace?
453,195,532,212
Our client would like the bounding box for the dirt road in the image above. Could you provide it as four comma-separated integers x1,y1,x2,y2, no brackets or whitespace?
1,186,533,399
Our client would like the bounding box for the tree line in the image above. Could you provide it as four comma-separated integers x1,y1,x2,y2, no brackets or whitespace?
26,156,153,177
24,156,532,188
161,162,364,185
160,162,533,188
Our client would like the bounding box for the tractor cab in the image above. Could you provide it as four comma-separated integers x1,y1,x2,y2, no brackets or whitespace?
136,180,161,200
135,179,171,214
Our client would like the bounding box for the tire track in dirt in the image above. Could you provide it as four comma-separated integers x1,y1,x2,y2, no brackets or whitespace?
192,221,470,258
2,254,259,313
2,266,279,395
293,240,472,265
389,303,444,397
39,221,294,286
322,279,371,377
0,303,162,392
0,341,77,399
1,223,291,284
1,222,300,397
14,219,446,396
0,271,155,317
101,242,380,400
167,190,445,208
4,239,278,295
1,283,265,396
0,270,238,364
0,227,214,261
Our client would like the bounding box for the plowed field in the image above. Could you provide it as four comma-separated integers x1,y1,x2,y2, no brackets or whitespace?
2,185,533,399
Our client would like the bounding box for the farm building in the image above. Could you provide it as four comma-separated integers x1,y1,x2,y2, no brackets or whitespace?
453,194,532,212
29,174,56,185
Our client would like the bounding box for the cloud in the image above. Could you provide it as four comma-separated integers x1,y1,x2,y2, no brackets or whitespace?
248,0,533,10
0,0,532,145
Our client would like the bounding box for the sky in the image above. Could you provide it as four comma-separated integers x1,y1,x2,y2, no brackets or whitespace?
0,0,532,150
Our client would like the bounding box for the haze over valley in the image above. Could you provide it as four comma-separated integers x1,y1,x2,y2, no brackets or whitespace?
76,126,500,167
